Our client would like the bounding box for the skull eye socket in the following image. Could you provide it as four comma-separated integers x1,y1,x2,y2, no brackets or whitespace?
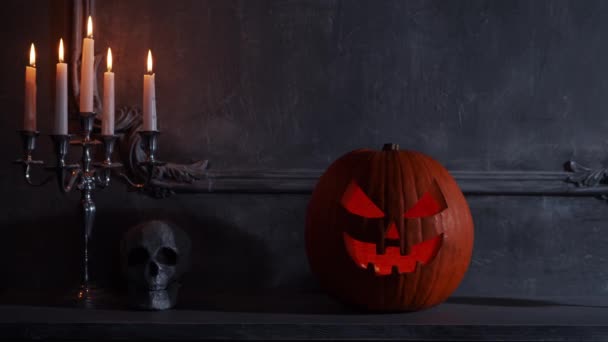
156,247,178,266
128,246,149,266
341,181,385,218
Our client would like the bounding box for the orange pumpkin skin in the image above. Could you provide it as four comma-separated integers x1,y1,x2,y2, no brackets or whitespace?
305,145,474,312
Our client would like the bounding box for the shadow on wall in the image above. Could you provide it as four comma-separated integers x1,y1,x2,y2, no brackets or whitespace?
0,215,82,294
96,209,278,293
0,209,276,296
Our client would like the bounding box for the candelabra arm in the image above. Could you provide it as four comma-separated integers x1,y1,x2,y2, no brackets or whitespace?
94,169,111,188
20,163,54,187
50,134,81,193
59,167,82,193
116,171,146,189
104,131,165,193
14,130,53,187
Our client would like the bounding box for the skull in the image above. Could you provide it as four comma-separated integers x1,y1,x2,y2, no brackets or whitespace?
120,220,191,310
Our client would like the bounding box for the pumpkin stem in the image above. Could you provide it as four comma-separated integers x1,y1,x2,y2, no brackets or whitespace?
382,143,399,151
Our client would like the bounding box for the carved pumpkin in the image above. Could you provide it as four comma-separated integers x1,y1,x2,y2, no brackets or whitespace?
306,144,474,312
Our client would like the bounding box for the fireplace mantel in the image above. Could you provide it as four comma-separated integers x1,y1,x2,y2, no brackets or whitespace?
0,293,607,340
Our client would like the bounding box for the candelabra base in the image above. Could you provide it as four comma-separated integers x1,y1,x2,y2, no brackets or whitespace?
70,283,111,309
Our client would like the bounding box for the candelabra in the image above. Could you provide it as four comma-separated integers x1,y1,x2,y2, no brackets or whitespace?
13,112,165,307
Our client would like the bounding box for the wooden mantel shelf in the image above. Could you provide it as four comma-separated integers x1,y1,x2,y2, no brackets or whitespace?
0,294,607,340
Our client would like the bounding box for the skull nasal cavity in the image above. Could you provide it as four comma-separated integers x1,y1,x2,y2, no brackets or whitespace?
386,221,399,239
149,262,159,276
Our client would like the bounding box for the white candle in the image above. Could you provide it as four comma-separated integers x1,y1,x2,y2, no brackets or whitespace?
24,43,36,131
79,16,94,113
102,48,115,135
55,38,68,135
143,50,157,131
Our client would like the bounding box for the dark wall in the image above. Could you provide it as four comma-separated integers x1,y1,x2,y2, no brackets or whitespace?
1,0,608,299
96,0,608,171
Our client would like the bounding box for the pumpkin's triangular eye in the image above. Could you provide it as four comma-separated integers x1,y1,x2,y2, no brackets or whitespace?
404,180,447,218
341,181,385,218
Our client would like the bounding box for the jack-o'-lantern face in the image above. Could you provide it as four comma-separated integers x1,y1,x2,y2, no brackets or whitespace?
306,144,474,312
340,179,446,275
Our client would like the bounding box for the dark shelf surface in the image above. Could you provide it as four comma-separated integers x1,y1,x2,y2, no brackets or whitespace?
0,292,607,340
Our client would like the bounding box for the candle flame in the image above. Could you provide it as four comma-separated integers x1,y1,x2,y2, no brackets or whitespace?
107,48,113,72
87,16,93,38
147,49,153,73
29,43,36,67
59,38,64,63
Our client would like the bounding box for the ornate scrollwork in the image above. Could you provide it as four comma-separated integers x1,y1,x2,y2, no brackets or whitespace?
563,160,608,199
113,106,209,197
564,161,608,188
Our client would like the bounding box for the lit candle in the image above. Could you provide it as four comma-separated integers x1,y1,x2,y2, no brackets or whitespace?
79,16,94,113
55,38,68,134
143,50,157,131
24,43,36,131
102,48,115,135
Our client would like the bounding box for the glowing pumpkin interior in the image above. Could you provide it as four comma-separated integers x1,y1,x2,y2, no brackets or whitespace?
340,180,447,276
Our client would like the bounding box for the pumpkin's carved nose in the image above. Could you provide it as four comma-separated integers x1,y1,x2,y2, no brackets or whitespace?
386,221,399,240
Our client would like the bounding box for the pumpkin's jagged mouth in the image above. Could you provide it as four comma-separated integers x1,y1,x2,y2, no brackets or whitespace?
343,232,443,276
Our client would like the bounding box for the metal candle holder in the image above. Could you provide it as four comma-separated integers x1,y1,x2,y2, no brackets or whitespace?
14,112,164,307
137,130,166,183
